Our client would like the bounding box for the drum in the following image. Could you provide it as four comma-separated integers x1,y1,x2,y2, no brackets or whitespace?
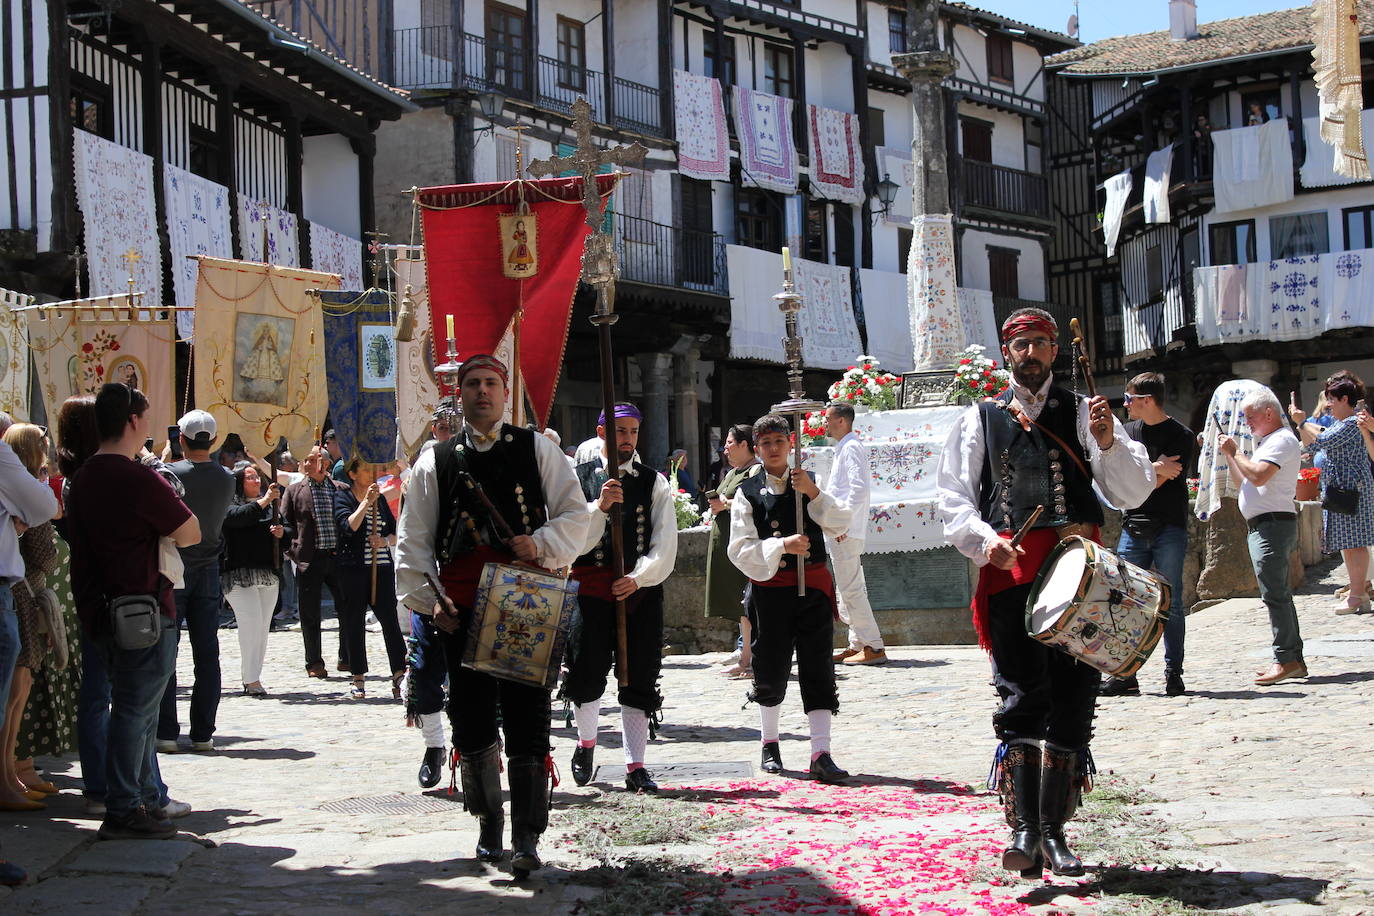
462,562,579,690
1025,536,1170,678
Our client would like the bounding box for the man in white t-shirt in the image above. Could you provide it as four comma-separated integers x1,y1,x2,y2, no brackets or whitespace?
1218,386,1306,686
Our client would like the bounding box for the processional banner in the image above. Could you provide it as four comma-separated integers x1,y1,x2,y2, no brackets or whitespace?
416,174,617,427
0,288,32,420
192,257,338,454
318,288,397,465
28,298,176,437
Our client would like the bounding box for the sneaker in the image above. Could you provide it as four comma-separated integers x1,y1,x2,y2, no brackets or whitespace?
190,739,215,752
365,611,382,632
155,739,180,754
1164,670,1187,697
97,807,177,840
1098,676,1140,697
832,647,860,663
83,798,106,816
156,799,192,819
842,647,888,666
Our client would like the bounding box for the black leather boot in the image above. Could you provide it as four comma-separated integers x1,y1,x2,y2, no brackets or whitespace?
997,742,1042,876
459,743,505,863
1039,745,1085,877
760,741,783,774
419,746,445,789
571,745,595,786
507,754,550,878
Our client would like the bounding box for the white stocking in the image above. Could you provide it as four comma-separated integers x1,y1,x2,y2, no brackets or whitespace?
808,709,832,759
574,700,601,745
621,707,649,767
759,704,781,744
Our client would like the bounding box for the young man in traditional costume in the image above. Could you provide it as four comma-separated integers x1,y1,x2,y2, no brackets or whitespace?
935,308,1154,877
396,354,587,876
563,403,676,793
726,414,852,784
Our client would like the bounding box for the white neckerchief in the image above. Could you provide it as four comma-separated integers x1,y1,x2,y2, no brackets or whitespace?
1009,374,1055,422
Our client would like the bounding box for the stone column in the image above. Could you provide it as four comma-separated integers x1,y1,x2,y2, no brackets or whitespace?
637,352,672,468
672,344,701,476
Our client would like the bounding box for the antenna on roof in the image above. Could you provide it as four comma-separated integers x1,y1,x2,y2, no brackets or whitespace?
1067,0,1080,39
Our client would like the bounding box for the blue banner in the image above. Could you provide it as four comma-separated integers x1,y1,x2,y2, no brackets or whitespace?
319,289,397,464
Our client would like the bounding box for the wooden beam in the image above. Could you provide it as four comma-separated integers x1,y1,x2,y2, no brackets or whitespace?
351,133,376,286
214,70,241,258
139,25,172,307
284,108,306,259
602,0,615,125
48,0,74,258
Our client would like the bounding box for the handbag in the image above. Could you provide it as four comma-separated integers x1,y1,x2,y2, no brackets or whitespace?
109,594,164,651
1323,485,1360,516
34,586,68,671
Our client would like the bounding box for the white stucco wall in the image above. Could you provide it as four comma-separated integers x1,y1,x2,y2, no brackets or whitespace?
614,0,661,87
960,229,1045,300
302,133,361,238
806,42,855,113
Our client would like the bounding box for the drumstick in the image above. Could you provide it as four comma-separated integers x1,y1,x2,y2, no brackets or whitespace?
457,470,518,544
1009,505,1045,549
423,572,460,634
1068,318,1098,398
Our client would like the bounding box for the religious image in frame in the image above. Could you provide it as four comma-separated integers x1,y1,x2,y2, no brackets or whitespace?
107,355,146,391
499,212,538,279
233,312,294,406
359,322,396,391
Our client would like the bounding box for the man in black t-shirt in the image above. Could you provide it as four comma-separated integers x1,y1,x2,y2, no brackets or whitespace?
1102,373,1195,698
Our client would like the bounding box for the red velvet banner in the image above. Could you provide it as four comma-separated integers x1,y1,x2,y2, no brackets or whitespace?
417,174,618,427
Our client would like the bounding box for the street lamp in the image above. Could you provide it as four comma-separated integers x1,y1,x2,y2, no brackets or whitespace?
471,89,506,139
875,172,900,216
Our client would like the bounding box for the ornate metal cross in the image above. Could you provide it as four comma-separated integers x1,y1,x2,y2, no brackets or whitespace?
526,98,646,231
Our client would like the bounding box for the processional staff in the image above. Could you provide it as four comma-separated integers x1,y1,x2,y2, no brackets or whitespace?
527,98,645,687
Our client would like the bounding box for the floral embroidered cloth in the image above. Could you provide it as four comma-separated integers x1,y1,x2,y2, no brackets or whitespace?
28,304,176,439
795,259,863,370
0,288,31,420
808,104,865,205
1263,255,1323,341
237,197,300,267
805,406,963,554
673,69,729,182
1324,248,1374,331
733,86,797,194
191,257,337,454
72,130,163,307
907,214,962,370
1195,379,1267,521
309,221,364,291
163,164,232,341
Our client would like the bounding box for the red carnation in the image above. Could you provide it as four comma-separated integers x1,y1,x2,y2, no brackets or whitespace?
983,381,995,391
847,392,855,399
81,342,93,353
95,365,105,376
959,358,971,365
110,341,121,351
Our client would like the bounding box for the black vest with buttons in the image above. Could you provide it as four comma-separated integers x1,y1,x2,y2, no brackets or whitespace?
572,457,656,569
735,470,829,571
434,424,546,565
976,385,1103,534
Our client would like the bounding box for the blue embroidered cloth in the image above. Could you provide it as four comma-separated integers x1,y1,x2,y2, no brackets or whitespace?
320,289,397,464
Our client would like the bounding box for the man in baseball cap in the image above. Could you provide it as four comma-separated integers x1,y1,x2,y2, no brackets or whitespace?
177,409,217,450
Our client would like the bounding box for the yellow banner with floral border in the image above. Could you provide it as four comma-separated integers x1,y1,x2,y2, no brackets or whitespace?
28,301,176,437
192,256,339,454
0,288,33,420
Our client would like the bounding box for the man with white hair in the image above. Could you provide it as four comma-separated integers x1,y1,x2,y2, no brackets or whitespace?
1218,386,1306,686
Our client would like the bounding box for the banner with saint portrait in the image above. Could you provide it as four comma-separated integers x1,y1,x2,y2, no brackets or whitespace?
318,288,397,465
191,256,338,455
27,297,176,438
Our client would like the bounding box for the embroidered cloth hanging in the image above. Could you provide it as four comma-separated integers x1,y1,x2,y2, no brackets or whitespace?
73,130,162,307
0,288,32,420
309,222,365,291
673,70,729,182
164,164,233,341
807,104,865,205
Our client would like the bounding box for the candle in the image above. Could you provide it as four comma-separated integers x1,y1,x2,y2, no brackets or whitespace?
445,313,455,339
781,247,791,272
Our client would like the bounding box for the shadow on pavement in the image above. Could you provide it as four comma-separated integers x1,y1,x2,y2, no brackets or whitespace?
649,723,807,743
1188,689,1307,700
1302,669,1374,685
1021,865,1328,910
844,773,971,795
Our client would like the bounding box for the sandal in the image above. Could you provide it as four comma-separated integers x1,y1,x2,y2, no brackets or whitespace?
391,671,405,700
242,683,268,697
349,677,366,700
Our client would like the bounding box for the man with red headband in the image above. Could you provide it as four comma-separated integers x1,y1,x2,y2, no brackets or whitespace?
935,307,1154,879
563,401,677,793
396,354,587,877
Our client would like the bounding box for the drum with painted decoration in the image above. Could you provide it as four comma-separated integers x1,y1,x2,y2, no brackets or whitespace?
462,562,578,690
1025,536,1169,678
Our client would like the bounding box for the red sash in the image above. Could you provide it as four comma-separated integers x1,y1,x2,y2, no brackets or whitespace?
970,526,1100,651
438,545,509,610
572,565,617,601
751,561,840,620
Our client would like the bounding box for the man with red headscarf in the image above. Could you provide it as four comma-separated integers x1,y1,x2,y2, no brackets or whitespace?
396,354,587,878
935,307,1154,879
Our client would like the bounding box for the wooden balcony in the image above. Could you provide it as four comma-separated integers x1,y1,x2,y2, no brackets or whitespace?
959,160,1050,222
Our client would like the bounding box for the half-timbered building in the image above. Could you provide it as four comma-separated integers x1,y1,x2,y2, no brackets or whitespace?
1045,0,1374,428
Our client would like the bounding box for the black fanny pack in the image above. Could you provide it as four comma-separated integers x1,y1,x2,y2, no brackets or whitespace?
1121,516,1166,540
109,594,164,651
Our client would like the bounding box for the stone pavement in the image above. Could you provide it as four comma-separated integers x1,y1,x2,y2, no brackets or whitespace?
1,556,1372,914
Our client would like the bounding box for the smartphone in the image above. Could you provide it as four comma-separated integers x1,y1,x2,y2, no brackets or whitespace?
144,438,154,453
1358,399,1369,414
167,426,183,460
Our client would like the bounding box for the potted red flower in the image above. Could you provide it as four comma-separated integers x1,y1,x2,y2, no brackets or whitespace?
1296,466,1321,502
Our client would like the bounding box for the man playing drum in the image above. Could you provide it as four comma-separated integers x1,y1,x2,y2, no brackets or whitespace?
564,402,677,793
396,354,588,877
935,308,1154,877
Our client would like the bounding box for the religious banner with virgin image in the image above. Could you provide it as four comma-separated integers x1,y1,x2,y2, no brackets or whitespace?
317,288,397,465
191,256,338,454
0,288,32,421
416,173,618,427
28,299,176,438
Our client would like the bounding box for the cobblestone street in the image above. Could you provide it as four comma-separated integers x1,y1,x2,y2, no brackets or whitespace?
2,556,1371,914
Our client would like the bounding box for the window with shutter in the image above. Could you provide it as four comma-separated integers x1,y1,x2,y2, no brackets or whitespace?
988,246,1020,298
